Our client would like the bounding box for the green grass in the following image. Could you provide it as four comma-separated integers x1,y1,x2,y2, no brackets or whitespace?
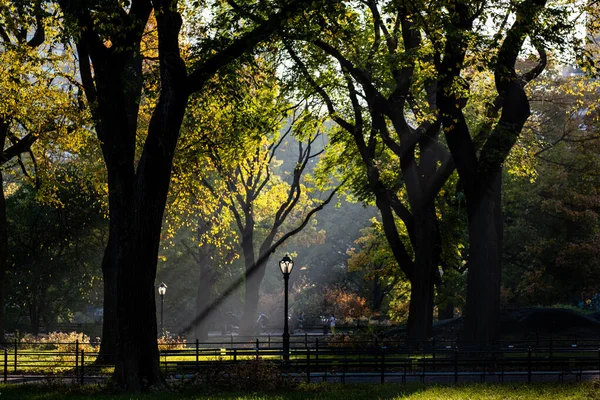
0,382,596,400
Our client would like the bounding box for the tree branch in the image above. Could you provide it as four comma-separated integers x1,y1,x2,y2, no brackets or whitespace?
187,0,315,94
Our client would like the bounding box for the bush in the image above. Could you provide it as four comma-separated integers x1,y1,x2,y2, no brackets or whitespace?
323,286,371,320
194,359,298,390
327,331,380,348
19,332,99,353
158,333,187,350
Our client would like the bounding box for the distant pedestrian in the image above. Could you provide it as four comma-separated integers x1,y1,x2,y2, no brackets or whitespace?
329,313,336,335
256,312,268,333
296,312,304,331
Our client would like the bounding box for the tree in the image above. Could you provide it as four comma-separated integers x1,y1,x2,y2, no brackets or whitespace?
503,70,600,306
175,60,344,334
0,0,86,341
57,0,329,389
6,171,106,334
347,219,407,314
434,0,574,342
282,1,454,341
281,0,577,343
165,157,238,340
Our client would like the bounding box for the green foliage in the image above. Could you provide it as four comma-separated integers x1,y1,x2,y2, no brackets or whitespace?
503,72,600,307
5,171,106,332
347,218,410,319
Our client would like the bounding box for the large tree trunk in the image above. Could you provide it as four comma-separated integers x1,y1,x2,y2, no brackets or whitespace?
372,279,384,313
240,256,268,335
96,240,118,363
463,169,503,345
114,231,163,390
114,84,187,395
0,172,7,342
113,3,188,384
406,204,439,342
29,287,46,335
29,301,40,335
194,264,213,341
437,263,456,320
77,35,143,366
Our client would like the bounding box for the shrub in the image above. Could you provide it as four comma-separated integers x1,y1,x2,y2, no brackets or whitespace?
19,332,99,353
196,359,297,390
158,333,187,350
327,331,380,348
323,286,371,320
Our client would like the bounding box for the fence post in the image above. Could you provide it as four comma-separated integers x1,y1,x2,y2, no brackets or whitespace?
305,333,308,349
432,338,436,371
375,338,380,371
268,334,271,349
315,339,319,369
527,347,532,384
306,348,310,383
597,348,600,380
233,348,237,362
343,350,347,384
256,338,259,361
454,348,458,384
75,340,79,377
380,346,385,384
196,339,199,372
3,348,7,383
80,350,85,384
13,339,17,373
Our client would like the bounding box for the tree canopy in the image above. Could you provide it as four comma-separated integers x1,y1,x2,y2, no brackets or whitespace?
0,0,597,392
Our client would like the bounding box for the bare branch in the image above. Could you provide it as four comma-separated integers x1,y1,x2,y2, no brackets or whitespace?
521,39,547,84
285,44,357,135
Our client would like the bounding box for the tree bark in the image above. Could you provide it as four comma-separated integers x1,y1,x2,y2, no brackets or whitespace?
240,255,269,335
0,172,7,342
29,299,40,335
96,245,118,363
372,279,384,313
194,263,213,341
406,204,439,341
28,287,46,335
463,169,503,344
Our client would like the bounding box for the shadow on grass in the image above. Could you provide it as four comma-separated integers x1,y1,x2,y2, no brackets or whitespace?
0,382,595,400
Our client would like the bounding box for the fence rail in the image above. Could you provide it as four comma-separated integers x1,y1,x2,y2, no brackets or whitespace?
1,336,600,384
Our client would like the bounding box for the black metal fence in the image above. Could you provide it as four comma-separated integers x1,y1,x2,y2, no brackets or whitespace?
1,336,600,384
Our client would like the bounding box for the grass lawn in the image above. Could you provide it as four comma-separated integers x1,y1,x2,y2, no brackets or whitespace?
0,382,597,400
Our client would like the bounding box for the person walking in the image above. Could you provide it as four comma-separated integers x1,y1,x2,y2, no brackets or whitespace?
329,313,336,335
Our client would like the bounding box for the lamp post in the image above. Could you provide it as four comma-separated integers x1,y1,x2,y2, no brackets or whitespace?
158,282,167,337
279,254,294,361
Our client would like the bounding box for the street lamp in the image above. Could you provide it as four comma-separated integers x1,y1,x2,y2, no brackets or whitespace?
158,282,167,337
279,254,294,361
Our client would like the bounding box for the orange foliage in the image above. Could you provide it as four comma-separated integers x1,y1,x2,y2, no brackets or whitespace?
322,286,371,319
